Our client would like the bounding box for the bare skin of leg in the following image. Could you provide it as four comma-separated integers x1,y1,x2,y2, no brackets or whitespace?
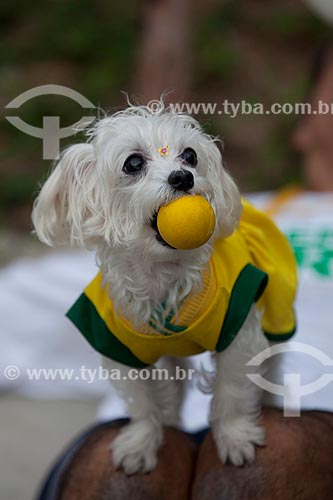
192,408,333,500
58,422,197,500
59,409,333,500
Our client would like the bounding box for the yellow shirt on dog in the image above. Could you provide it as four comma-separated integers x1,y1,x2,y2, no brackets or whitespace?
67,200,297,368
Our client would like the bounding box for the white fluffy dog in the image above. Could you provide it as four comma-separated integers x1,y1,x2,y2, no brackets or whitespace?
32,103,285,474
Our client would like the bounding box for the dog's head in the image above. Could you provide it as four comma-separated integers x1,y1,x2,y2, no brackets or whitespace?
32,104,242,258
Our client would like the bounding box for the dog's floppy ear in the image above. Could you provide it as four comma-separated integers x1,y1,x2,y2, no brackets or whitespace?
206,140,242,238
32,143,104,248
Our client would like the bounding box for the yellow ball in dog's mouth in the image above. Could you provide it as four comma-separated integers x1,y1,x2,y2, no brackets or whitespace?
157,195,216,250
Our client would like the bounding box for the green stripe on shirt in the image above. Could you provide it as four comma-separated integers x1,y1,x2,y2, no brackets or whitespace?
66,293,149,368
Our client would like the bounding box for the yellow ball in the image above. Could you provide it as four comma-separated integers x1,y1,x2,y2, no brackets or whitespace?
157,195,216,250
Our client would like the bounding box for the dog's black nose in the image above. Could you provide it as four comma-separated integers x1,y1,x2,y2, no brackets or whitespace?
168,170,194,191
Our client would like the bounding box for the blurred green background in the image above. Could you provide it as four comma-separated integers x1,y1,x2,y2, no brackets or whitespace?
0,0,332,232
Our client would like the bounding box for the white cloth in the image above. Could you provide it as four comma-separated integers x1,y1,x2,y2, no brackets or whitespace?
1,192,332,430
0,251,105,398
304,0,333,24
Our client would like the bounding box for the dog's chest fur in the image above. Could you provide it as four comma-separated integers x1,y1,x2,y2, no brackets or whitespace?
97,244,213,331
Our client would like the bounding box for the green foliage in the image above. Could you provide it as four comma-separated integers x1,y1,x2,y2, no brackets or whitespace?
255,10,333,41
0,174,41,206
0,0,330,228
195,2,239,83
0,0,136,226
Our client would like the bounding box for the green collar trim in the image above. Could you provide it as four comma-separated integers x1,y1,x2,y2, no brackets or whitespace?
149,299,188,336
148,319,187,335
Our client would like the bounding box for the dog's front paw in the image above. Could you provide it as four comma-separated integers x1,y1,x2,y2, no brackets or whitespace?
111,420,163,475
212,417,266,466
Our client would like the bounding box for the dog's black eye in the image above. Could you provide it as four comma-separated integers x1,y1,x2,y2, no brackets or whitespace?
123,154,145,175
180,148,197,167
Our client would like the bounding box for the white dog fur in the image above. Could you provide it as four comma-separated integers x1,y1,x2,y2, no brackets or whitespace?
32,103,268,474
